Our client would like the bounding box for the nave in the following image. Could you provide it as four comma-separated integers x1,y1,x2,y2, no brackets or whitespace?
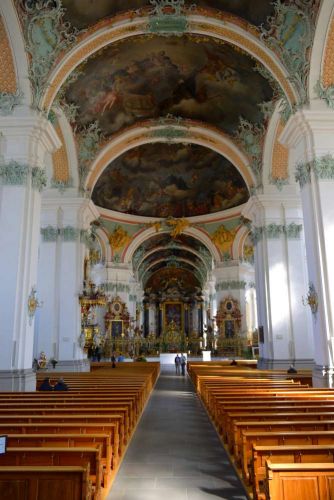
108,365,247,500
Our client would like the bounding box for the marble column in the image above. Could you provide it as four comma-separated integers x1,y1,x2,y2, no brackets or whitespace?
281,108,334,385
0,114,60,390
243,195,314,370
37,196,99,371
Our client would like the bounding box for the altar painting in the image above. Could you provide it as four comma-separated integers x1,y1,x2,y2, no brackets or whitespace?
164,302,183,332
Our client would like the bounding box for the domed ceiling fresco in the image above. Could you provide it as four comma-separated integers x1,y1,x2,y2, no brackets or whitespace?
65,35,273,136
92,143,249,217
61,0,274,29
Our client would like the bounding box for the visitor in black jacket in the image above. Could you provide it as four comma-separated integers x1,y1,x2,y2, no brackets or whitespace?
54,378,69,391
39,377,54,391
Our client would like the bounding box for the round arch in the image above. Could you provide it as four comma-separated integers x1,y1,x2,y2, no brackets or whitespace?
40,11,298,113
86,119,255,192
136,245,212,275
123,227,220,265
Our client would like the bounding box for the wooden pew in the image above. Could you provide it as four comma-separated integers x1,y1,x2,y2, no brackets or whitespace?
0,422,120,466
0,447,102,499
0,465,92,500
264,461,334,500
5,433,112,484
252,444,334,500
232,419,334,463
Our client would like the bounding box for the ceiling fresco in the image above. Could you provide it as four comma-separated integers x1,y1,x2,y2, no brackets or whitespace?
139,248,203,273
65,35,273,137
132,232,212,270
61,1,275,30
92,143,249,218
145,266,201,293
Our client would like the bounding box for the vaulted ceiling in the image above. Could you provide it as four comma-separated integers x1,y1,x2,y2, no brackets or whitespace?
15,0,320,291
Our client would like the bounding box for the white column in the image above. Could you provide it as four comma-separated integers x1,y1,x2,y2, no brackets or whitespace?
281,108,334,385
37,196,99,371
243,195,313,369
0,114,60,389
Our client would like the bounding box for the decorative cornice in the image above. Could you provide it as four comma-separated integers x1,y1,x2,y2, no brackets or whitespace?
31,167,47,192
18,0,81,107
50,177,74,193
0,161,46,191
269,173,289,191
40,225,58,242
101,282,130,294
295,154,334,188
0,161,29,185
40,225,96,244
0,89,23,116
285,222,303,239
251,222,303,244
215,280,246,291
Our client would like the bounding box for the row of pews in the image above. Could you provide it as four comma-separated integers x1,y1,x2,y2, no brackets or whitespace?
188,361,334,500
0,362,159,500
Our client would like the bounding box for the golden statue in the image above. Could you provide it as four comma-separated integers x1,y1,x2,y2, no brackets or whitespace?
211,224,237,252
109,225,131,251
166,217,190,238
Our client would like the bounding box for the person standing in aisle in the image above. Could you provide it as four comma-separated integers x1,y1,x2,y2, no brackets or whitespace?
174,354,181,375
180,353,187,376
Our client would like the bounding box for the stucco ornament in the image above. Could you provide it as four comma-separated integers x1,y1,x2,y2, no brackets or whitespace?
302,282,318,316
0,90,23,115
148,0,189,35
27,286,42,325
295,155,334,188
18,0,81,107
77,121,105,188
314,81,334,109
260,0,315,106
235,118,264,183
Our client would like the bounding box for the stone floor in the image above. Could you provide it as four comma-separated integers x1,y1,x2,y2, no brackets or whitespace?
107,365,248,500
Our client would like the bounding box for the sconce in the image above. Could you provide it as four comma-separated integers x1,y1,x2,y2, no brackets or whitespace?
302,282,318,315
27,286,43,325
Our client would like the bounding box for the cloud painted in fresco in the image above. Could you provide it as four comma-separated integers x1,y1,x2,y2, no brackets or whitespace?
65,35,273,136
92,143,249,218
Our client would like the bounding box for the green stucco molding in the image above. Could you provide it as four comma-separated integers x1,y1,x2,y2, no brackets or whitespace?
0,161,46,191
148,0,189,36
18,0,81,107
295,155,334,188
215,280,246,292
0,90,23,116
251,222,302,244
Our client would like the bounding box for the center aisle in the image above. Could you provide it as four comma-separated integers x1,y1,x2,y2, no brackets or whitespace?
107,365,248,500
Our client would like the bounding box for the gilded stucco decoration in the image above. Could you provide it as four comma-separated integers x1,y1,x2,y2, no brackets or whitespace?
211,224,237,253
322,15,334,88
109,226,131,253
51,124,71,188
0,16,17,94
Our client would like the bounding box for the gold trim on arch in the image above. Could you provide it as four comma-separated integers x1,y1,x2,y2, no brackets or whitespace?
41,15,297,112
85,122,255,192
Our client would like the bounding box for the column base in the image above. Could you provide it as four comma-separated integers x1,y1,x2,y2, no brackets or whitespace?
0,368,36,391
257,358,315,370
312,365,334,388
45,359,90,373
